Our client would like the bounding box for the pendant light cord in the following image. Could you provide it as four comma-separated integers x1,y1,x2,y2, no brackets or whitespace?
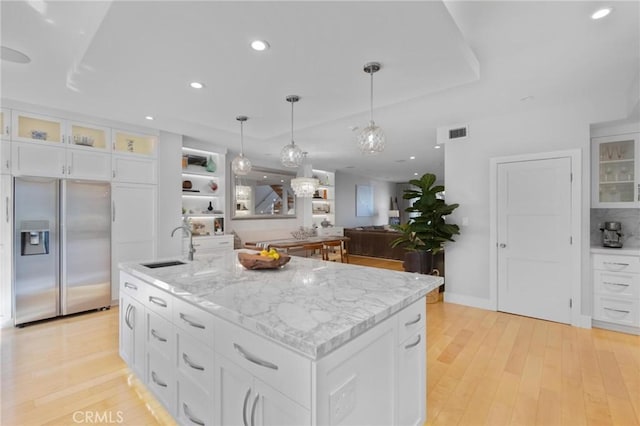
370,69,374,124
291,99,295,146
240,120,245,155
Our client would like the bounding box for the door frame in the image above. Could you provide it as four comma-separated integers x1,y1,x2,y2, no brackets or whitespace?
489,149,582,326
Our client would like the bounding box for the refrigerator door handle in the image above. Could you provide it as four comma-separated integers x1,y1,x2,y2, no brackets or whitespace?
5,196,8,223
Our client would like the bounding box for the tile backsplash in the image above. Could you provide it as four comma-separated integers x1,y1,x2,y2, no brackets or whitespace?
591,208,640,247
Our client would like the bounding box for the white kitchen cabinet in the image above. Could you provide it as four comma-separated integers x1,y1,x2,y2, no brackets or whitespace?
591,133,639,207
592,252,640,333
112,156,157,184
112,129,157,158
12,141,111,180
397,302,426,426
67,121,111,152
119,292,146,378
112,184,157,301
0,108,11,141
1,141,11,175
185,234,233,257
11,110,64,145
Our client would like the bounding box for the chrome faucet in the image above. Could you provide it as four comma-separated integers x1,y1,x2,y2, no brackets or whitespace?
171,225,195,261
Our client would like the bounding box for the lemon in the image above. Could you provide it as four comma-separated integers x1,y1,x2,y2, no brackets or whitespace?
260,250,269,257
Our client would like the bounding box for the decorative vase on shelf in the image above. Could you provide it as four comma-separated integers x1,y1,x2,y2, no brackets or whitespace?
207,201,213,212
206,156,216,173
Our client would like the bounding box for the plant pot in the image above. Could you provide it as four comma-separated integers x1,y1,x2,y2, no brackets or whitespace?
402,251,433,274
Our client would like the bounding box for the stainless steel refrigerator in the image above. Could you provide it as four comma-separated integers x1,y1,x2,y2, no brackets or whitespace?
13,177,111,326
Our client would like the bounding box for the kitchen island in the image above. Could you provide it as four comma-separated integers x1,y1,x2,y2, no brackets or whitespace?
119,250,442,426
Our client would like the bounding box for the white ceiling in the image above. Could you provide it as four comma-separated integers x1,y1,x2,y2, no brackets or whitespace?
1,1,639,182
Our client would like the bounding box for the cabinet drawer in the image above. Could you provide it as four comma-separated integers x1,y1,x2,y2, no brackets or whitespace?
397,298,426,344
189,235,234,252
173,297,215,345
177,331,214,393
177,372,214,426
147,350,175,414
593,296,639,327
147,310,175,358
146,285,173,320
215,320,312,409
120,271,146,302
594,270,639,298
593,254,640,273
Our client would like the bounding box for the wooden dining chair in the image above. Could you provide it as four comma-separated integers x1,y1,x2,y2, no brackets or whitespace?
323,240,348,263
302,243,327,260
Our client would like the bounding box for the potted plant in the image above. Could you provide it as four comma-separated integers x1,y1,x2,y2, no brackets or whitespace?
390,173,460,273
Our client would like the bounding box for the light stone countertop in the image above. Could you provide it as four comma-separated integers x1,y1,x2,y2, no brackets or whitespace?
121,250,442,360
590,246,640,256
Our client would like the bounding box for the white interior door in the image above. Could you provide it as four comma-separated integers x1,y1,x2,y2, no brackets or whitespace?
497,157,572,323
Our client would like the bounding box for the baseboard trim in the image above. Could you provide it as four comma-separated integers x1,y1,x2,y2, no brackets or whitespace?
592,319,640,335
443,292,493,310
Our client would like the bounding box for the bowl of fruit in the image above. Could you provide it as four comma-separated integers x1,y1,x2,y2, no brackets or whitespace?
237,248,291,270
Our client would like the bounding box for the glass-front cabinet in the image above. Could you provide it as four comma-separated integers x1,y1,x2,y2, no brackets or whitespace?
592,133,639,208
12,110,64,144
112,130,157,157
68,121,110,152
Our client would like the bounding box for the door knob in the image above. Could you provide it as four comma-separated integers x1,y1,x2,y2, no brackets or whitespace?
499,243,507,248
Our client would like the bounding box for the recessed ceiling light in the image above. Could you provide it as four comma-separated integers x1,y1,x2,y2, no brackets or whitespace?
1,46,31,64
434,145,441,149
520,95,535,102
591,7,612,20
251,40,270,51
414,172,419,176
190,81,204,89
144,116,154,121
409,156,415,160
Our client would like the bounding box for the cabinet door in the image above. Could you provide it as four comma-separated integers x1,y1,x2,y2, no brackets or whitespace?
253,380,311,426
66,150,112,181
12,110,64,144
397,331,426,426
0,108,10,141
113,156,157,184
119,294,146,378
112,184,157,300
0,141,9,175
12,142,66,178
214,354,255,426
592,133,639,207
67,121,110,152
112,130,157,158
0,175,12,319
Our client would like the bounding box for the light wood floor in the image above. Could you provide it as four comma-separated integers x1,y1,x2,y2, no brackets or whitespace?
1,256,638,425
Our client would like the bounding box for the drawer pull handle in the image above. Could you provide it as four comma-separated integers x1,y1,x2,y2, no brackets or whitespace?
233,343,279,370
124,304,133,330
183,403,205,426
603,282,629,287
124,281,138,290
151,329,167,342
180,312,205,329
149,296,167,307
183,353,205,371
405,334,422,349
242,388,251,426
603,261,630,271
604,307,630,315
151,371,167,388
250,393,260,426
404,314,421,326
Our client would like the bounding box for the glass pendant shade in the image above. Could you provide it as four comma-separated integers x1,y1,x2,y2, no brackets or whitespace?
231,154,252,176
280,142,303,168
357,121,385,154
232,115,252,175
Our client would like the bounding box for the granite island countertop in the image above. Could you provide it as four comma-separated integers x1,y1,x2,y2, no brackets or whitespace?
121,249,442,360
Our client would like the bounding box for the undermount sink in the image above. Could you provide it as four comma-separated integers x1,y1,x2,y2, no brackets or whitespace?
142,260,186,269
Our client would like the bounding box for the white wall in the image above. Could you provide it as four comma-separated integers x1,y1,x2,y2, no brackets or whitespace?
444,95,627,315
335,171,396,228
156,131,183,258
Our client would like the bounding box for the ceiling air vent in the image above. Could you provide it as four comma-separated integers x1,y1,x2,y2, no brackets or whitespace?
436,123,470,145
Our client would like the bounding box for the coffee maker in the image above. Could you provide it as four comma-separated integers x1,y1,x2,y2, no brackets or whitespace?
600,221,624,248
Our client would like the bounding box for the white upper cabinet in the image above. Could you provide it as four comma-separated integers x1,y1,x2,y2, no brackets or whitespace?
11,110,64,145
1,108,11,141
12,142,67,178
67,121,111,152
112,130,157,158
592,133,640,208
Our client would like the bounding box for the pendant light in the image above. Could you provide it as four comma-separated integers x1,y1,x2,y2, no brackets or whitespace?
290,152,319,198
231,115,252,176
280,95,303,168
357,62,385,154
